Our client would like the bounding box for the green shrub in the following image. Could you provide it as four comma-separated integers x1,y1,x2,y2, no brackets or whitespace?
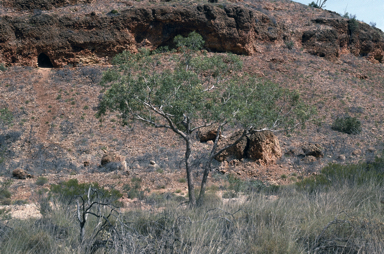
227,175,266,194
222,190,237,198
296,156,384,192
0,63,6,72
331,116,362,134
12,200,28,205
308,2,319,8
123,178,148,200
0,180,12,205
285,41,294,50
308,0,326,8
50,179,122,203
348,14,359,35
35,177,49,186
178,178,186,183
0,108,13,125
110,9,118,14
174,31,205,51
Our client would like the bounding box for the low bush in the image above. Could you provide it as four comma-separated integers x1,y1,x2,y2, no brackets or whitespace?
35,176,48,186
296,155,384,192
0,63,6,72
227,174,266,194
331,115,362,134
50,179,122,203
0,180,12,205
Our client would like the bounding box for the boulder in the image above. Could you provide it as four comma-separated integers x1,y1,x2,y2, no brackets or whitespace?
302,144,323,158
101,152,127,171
12,168,33,179
197,126,220,142
215,130,282,165
246,131,282,165
215,130,247,162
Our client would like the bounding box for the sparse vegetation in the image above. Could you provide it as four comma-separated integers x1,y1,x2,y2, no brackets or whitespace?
0,63,6,72
0,180,12,205
308,0,327,9
35,176,49,186
2,158,384,253
332,115,362,134
348,14,359,35
50,179,122,204
285,40,294,50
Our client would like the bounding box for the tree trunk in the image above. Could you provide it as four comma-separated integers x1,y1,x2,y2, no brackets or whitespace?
197,161,211,206
185,139,196,206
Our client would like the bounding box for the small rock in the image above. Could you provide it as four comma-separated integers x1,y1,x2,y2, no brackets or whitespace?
84,161,90,167
301,155,317,164
368,147,375,153
352,150,361,156
150,160,156,165
337,155,346,161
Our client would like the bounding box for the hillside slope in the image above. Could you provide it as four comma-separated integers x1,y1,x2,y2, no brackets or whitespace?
0,0,384,201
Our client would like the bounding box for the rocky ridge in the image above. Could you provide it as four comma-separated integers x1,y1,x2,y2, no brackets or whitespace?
0,0,383,67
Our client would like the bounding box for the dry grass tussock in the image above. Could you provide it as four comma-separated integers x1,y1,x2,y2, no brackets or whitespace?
1,160,384,253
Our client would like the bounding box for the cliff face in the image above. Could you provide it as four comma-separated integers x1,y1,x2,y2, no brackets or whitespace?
302,17,384,62
0,4,280,67
0,2,383,67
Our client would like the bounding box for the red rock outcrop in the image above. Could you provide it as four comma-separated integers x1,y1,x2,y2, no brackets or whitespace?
246,131,281,165
215,130,281,165
1,2,383,67
0,4,281,67
301,17,384,62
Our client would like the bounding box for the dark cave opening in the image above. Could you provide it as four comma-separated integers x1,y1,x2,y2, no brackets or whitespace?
38,53,53,68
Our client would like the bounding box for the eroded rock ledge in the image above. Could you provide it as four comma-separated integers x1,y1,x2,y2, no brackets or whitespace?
0,4,280,67
0,3,383,67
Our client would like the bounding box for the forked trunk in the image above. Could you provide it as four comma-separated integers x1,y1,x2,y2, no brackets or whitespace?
185,139,196,206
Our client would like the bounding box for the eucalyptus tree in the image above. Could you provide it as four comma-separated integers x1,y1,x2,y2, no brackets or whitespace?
97,32,313,206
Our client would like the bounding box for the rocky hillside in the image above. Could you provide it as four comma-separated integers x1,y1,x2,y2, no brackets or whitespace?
0,0,384,199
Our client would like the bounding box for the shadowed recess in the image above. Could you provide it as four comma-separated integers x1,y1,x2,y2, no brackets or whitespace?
38,53,53,68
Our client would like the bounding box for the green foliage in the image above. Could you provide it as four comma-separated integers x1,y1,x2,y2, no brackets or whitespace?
308,0,326,8
0,108,13,127
110,9,118,14
348,14,359,35
226,175,266,195
100,69,120,86
123,177,148,199
0,63,6,72
308,2,320,8
98,41,311,132
50,179,122,203
331,116,362,134
174,31,205,51
285,41,294,50
0,180,12,205
297,156,384,192
35,176,49,186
